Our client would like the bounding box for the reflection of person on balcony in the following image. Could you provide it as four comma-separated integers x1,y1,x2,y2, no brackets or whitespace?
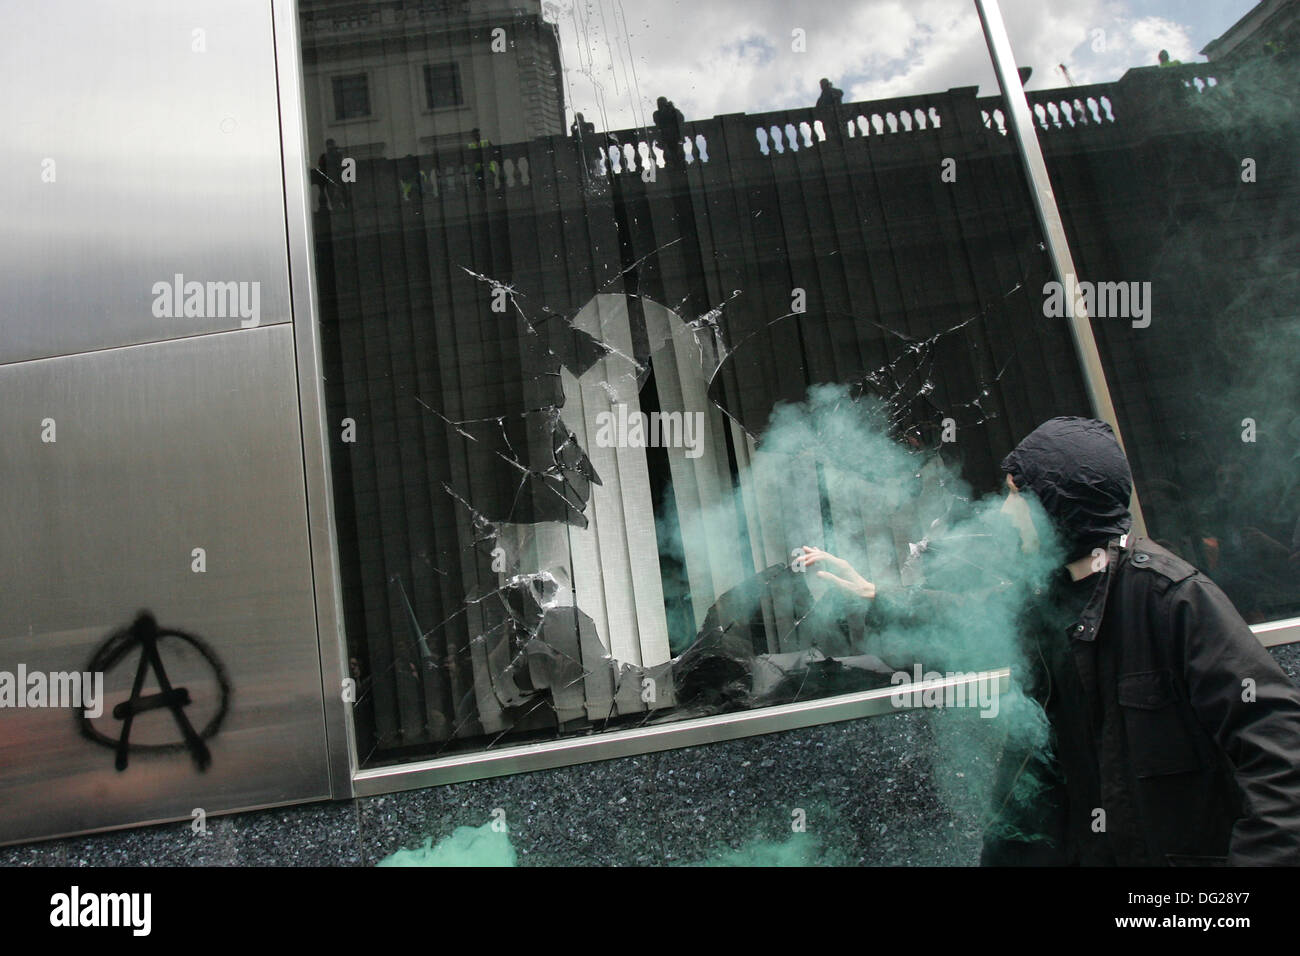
466,127,498,189
570,112,595,140
813,78,846,141
315,138,347,210
815,77,844,108
570,112,598,183
1157,49,1182,67
653,96,686,168
801,416,1300,865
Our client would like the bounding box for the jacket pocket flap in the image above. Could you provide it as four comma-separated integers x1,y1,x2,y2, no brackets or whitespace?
1118,670,1176,709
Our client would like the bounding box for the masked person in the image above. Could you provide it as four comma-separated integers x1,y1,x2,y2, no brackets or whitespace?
802,416,1300,865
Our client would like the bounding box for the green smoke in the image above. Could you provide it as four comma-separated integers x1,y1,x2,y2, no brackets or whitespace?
1123,51,1299,621
765,386,1065,845
657,381,1068,850
376,821,517,867
694,831,831,866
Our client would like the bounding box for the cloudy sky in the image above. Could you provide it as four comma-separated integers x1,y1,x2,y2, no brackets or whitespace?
545,0,1257,130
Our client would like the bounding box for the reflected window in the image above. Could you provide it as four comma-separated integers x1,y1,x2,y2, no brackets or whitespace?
332,72,370,120
424,63,463,110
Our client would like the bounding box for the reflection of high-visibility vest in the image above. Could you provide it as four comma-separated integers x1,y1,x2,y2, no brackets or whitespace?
467,140,498,177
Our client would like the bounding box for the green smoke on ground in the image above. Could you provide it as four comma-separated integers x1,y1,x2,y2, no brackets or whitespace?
376,821,516,867
693,831,845,867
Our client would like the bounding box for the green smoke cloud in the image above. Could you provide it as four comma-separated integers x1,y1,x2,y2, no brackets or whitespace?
376,821,517,867
657,382,1069,851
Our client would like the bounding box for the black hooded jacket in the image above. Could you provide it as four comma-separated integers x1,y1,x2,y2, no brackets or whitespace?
985,417,1300,865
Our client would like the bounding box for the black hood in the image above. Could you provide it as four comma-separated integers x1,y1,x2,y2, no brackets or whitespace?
1000,417,1133,559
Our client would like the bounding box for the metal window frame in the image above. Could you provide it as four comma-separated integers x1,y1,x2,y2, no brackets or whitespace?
275,0,356,798
974,0,1150,537
272,0,1300,803
352,670,1013,794
1255,618,1300,648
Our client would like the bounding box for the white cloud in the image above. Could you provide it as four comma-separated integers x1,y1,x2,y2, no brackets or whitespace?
551,0,1208,131
1129,16,1198,62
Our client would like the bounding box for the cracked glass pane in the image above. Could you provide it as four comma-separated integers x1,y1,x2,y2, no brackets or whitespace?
301,0,1090,770
298,1,1296,824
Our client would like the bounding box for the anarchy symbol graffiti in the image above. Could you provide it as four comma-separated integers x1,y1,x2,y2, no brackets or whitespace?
78,611,231,772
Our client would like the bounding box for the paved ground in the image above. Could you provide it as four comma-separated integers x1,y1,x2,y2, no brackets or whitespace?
4,644,1297,866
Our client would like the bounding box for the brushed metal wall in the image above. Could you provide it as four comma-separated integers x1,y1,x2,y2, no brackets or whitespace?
0,0,331,844
0,0,292,364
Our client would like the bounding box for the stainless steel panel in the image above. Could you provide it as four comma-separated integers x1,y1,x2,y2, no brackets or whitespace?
273,0,356,798
0,327,330,845
0,0,291,365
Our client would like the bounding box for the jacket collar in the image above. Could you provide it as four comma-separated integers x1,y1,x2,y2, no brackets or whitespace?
1067,534,1130,643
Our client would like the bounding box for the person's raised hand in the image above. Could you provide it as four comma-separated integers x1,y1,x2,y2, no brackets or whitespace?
796,546,877,600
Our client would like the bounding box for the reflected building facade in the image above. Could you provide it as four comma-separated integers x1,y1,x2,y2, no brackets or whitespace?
300,0,565,161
